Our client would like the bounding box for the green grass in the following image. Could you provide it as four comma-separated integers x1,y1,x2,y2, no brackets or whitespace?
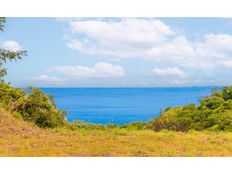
1,109,232,156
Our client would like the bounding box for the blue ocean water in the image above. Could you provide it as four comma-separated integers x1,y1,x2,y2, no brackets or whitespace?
40,87,215,124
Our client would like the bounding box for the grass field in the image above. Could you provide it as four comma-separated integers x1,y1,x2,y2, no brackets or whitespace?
1,109,232,157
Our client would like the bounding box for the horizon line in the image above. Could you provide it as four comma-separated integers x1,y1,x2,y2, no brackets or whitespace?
16,85,225,89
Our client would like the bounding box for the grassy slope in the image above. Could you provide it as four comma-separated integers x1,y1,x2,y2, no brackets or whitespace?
1,109,232,156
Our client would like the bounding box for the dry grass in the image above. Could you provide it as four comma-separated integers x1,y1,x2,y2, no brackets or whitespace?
1,109,232,157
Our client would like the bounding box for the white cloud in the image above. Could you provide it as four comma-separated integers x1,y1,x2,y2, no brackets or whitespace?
70,18,174,45
27,75,66,85
152,67,187,79
1,40,22,51
50,62,125,79
67,18,175,59
65,18,232,70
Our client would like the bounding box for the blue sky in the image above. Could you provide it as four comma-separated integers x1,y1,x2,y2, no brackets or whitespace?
1,18,232,87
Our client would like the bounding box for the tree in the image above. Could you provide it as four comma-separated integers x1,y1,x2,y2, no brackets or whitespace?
0,17,27,82
0,17,5,31
13,87,67,128
0,18,67,128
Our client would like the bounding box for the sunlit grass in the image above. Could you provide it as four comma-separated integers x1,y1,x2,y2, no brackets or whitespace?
1,109,232,156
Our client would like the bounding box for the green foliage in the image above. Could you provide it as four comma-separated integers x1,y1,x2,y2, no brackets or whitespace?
121,122,147,130
15,87,67,128
0,83,25,110
222,86,232,101
0,18,64,129
0,17,6,31
0,83,66,128
200,96,224,110
12,111,23,120
148,87,232,132
147,107,186,131
70,120,106,130
0,17,27,82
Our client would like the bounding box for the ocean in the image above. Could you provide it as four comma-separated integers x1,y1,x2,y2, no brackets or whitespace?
40,87,215,124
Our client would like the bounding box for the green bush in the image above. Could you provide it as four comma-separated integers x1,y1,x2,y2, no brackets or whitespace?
200,96,224,110
0,83,66,128
222,86,232,100
14,87,67,128
148,87,232,132
0,83,25,110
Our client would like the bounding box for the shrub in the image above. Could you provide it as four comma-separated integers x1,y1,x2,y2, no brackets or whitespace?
122,122,147,130
14,87,67,128
147,107,183,131
148,86,232,132
216,111,232,131
200,96,224,110
0,83,25,110
223,86,232,100
0,83,66,128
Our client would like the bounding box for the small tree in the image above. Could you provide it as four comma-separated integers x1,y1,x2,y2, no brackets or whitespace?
0,17,27,82
0,18,66,128
14,87,67,128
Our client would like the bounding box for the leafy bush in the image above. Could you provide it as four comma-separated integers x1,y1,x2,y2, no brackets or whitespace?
148,87,232,131
0,83,25,110
0,83,66,128
223,86,232,100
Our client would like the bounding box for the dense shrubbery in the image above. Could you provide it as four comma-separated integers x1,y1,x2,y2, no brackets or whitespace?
148,87,232,131
0,83,66,128
0,83,25,110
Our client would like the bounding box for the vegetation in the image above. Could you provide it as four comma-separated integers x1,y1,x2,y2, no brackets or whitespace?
2,109,232,157
0,83,67,128
0,17,27,82
2,17,232,156
0,18,66,128
148,87,232,131
3,78,232,132
2,17,232,133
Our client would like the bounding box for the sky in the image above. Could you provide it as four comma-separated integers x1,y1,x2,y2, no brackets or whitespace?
1,17,232,87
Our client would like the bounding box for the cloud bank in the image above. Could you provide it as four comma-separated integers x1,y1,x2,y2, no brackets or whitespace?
66,18,232,70
28,62,125,86
50,62,125,79
27,75,66,85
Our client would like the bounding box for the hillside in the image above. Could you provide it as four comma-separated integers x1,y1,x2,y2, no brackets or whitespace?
1,108,232,156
